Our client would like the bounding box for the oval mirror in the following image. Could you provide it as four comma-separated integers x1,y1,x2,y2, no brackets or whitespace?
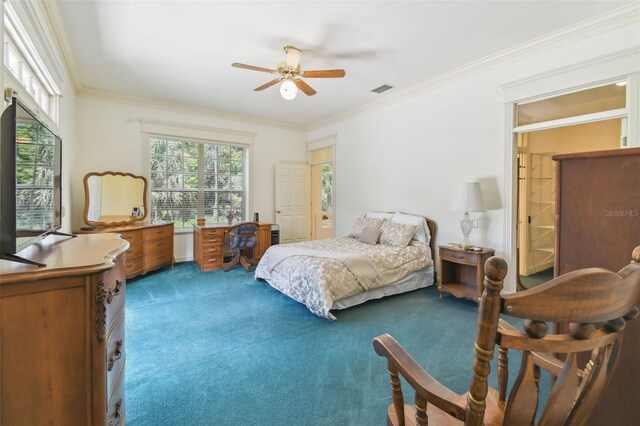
83,171,148,226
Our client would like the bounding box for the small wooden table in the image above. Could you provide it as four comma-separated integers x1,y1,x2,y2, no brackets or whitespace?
438,244,495,302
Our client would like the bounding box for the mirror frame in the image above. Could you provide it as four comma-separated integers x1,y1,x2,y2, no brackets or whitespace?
83,171,149,227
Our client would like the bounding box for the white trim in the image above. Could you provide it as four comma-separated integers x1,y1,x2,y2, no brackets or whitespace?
307,134,337,152
80,87,306,132
308,3,639,131
138,118,256,145
502,48,640,104
627,73,640,147
503,102,517,294
513,108,628,133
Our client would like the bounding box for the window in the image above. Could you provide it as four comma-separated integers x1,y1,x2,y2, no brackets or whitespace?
148,135,248,228
3,2,60,121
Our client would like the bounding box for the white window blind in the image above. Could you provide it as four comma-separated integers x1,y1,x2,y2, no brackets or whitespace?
149,135,247,228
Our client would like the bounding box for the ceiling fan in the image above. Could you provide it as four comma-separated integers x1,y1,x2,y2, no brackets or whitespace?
231,46,346,100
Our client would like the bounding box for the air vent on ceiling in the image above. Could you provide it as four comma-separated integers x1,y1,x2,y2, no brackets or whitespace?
371,84,393,94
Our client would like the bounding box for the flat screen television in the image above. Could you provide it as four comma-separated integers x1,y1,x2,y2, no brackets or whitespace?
1,97,63,266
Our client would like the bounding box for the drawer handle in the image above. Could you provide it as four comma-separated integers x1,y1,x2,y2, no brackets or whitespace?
157,230,165,234
109,399,122,426
208,238,218,242
157,242,164,247
107,340,123,371
124,235,133,240
454,255,465,259
107,280,123,304
208,248,217,252
208,258,218,262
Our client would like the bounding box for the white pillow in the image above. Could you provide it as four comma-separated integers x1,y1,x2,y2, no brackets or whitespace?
365,211,394,220
390,213,431,246
349,217,385,238
379,222,416,248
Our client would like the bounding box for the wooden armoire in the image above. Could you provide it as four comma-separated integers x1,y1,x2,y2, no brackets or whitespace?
554,147,640,425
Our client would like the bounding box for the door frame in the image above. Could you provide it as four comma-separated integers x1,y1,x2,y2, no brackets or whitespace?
503,72,640,292
308,134,337,238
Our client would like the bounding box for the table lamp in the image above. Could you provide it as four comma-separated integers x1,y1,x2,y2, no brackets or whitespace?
451,182,485,248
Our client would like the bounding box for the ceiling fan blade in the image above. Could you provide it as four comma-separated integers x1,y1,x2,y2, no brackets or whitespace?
254,79,280,91
232,63,276,73
294,79,317,96
302,69,346,78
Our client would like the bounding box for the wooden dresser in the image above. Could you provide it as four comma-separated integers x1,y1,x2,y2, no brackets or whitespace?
554,148,640,425
0,233,129,426
76,221,174,279
193,222,272,272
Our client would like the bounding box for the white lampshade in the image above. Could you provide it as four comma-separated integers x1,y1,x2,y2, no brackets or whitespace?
451,182,485,213
280,79,298,100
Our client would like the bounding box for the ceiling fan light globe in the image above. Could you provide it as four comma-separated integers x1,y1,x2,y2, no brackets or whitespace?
280,80,298,100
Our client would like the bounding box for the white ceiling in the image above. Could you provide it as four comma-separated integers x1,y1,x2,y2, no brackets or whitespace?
53,1,630,126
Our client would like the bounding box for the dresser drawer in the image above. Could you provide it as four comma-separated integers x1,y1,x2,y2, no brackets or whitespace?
119,230,142,246
107,315,125,399
105,259,126,325
201,227,224,238
202,234,223,247
125,240,144,258
143,224,173,242
144,250,173,270
440,249,478,265
202,256,224,269
125,256,144,277
145,236,173,254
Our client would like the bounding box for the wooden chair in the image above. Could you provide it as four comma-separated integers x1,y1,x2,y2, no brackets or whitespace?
373,247,640,425
223,222,260,272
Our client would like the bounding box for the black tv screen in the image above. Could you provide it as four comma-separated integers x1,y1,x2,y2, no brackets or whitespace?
1,98,62,258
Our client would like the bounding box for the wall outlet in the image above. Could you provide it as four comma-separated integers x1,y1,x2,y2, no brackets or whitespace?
473,219,479,228
61,207,66,217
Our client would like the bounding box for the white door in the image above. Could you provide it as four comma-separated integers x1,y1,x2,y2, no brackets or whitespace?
275,162,311,243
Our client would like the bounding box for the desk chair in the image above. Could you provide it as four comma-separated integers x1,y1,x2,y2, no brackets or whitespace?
223,222,260,272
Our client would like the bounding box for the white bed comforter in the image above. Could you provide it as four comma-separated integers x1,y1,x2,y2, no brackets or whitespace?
254,237,431,319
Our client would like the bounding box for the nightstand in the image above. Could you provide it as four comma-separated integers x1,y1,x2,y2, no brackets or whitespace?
438,245,495,302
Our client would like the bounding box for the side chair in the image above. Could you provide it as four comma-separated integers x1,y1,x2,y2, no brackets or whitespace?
373,247,640,425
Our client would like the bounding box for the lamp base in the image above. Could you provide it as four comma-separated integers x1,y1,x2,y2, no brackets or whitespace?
459,212,474,249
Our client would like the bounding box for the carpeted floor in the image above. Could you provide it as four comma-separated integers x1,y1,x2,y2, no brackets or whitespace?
125,262,540,425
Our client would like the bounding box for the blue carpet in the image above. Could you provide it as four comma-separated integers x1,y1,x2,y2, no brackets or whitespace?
125,263,544,425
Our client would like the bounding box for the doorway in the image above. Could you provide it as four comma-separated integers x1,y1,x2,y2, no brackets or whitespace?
310,146,334,240
514,82,627,290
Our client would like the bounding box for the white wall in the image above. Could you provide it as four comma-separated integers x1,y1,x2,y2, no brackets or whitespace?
308,21,640,292
73,96,307,261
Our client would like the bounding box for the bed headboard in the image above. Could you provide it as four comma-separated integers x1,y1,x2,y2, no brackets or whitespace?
425,217,436,258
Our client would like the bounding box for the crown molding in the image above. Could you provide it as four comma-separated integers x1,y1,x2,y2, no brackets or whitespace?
39,1,83,94
308,3,640,131
78,87,307,132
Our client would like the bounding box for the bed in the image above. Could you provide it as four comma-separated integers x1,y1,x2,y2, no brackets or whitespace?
255,213,436,319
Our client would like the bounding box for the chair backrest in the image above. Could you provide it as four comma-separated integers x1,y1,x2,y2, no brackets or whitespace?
224,222,259,249
467,247,640,425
